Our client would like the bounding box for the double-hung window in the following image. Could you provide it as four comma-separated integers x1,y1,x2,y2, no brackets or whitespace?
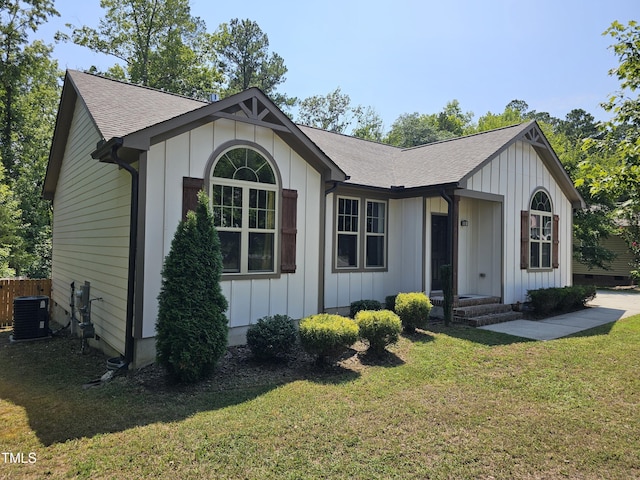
211,147,277,274
335,196,387,270
366,201,386,268
336,197,359,268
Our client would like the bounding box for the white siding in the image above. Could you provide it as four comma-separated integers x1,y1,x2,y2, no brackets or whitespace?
51,100,131,354
324,195,424,310
464,141,574,303
142,121,322,337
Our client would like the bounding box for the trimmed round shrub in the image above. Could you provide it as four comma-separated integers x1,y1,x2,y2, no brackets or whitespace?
395,292,432,333
355,309,402,355
246,315,297,361
299,314,358,362
350,299,383,318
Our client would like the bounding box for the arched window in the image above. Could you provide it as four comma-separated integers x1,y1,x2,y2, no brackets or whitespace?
529,190,553,269
211,147,278,274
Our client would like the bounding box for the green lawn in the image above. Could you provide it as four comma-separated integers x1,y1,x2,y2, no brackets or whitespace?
1,316,639,479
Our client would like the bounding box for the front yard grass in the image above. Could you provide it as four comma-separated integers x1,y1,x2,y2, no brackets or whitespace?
1,315,639,479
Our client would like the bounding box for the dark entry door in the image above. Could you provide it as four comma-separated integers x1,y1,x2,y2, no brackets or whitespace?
431,214,448,290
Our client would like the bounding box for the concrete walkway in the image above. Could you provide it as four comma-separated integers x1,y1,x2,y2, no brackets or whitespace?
479,290,640,340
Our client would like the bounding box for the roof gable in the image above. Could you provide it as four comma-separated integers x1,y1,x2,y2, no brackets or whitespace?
393,122,533,189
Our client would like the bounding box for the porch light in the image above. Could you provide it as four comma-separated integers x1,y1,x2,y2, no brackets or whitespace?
460,219,469,227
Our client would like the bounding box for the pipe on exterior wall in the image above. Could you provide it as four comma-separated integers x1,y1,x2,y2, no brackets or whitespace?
109,139,138,366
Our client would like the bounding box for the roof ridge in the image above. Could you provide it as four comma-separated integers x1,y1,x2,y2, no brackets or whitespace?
67,69,209,105
296,123,401,150
400,121,533,152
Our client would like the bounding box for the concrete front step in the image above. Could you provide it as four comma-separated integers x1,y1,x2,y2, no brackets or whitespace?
455,310,524,327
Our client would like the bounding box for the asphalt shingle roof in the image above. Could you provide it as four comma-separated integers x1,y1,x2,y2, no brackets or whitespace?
65,70,538,190
68,70,207,140
300,123,533,189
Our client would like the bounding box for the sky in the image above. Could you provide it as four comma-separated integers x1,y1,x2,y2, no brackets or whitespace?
33,0,638,131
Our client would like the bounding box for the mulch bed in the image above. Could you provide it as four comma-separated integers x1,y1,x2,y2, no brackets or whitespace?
124,339,407,394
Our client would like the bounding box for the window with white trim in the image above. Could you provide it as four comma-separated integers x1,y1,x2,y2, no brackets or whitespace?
211,147,277,274
366,200,386,268
336,197,359,268
335,196,387,270
529,190,552,269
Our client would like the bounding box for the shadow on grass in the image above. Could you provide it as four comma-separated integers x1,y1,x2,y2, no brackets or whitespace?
0,329,359,446
564,321,616,338
426,323,536,347
357,349,405,367
401,329,435,344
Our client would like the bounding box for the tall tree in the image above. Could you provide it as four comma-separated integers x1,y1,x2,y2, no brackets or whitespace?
58,0,219,98
1,1,59,277
1,0,58,179
437,100,473,136
297,87,355,133
582,20,640,279
351,106,384,142
211,18,294,108
384,112,442,147
0,162,21,277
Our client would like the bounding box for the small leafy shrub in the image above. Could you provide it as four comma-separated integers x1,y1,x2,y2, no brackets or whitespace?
395,292,433,333
528,285,596,316
355,309,402,355
385,295,398,312
299,314,358,362
350,299,383,318
246,315,297,361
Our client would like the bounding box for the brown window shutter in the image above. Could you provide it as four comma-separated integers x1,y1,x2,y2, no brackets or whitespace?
182,177,204,220
520,210,529,269
552,214,559,268
281,189,298,273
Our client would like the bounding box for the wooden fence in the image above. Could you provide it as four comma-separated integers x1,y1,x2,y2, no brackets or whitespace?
0,279,52,327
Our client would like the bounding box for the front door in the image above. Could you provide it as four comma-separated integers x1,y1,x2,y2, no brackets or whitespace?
431,214,448,291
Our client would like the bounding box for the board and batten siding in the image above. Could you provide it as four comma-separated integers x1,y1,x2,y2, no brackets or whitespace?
141,119,322,341
323,195,424,311
51,99,131,355
464,141,573,303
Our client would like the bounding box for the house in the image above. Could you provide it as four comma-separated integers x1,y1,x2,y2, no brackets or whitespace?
573,231,636,286
44,70,585,367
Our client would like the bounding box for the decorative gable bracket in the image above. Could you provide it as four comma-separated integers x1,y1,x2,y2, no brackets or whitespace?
523,125,547,148
211,96,289,132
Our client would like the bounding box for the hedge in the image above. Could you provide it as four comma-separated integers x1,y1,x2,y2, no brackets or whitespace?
527,285,597,316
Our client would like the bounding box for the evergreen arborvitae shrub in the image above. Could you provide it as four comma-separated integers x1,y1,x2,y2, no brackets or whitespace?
354,309,402,355
299,314,358,363
246,315,297,361
395,292,432,333
156,191,228,383
440,264,454,326
385,295,398,312
349,299,383,318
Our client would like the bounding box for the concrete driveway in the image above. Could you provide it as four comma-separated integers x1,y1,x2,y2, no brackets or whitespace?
479,289,640,340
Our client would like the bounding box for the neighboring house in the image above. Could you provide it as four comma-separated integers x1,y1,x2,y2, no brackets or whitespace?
44,70,585,367
573,232,636,286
